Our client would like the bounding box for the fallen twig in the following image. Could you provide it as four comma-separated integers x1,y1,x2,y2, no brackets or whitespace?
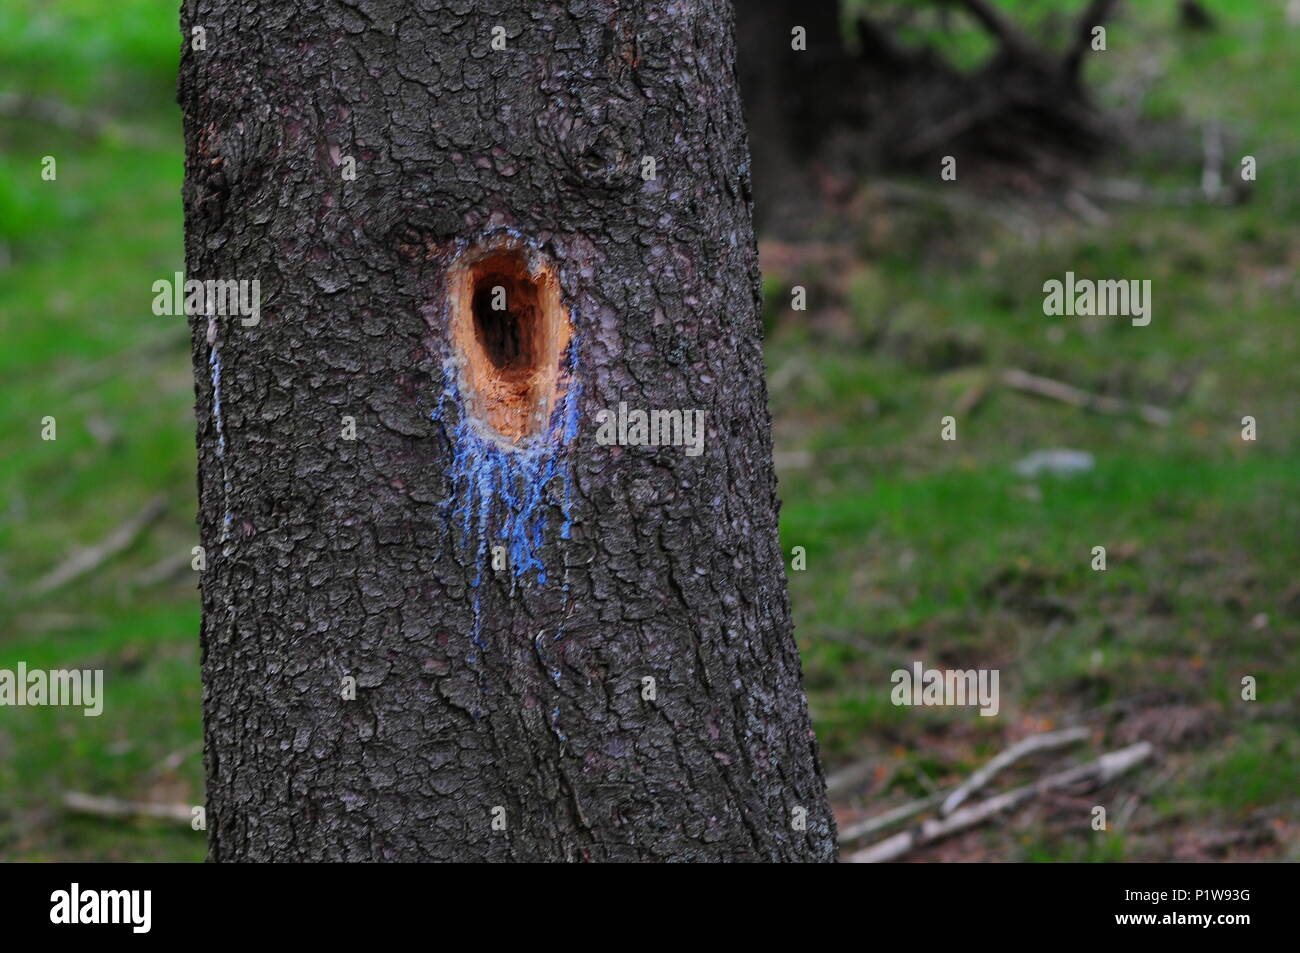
941,726,1089,816
838,793,943,844
134,549,193,588
1064,190,1109,227
31,496,167,596
0,92,169,147
955,373,994,416
147,741,203,779
773,444,897,470
0,92,110,137
825,760,876,800
1002,368,1172,426
836,727,1089,844
846,742,1153,863
1085,176,1241,208
63,791,194,825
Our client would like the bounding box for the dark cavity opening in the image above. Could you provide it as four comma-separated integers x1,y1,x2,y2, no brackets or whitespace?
472,272,533,371
451,247,570,442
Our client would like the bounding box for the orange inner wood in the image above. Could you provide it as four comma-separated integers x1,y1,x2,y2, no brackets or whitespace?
449,249,571,442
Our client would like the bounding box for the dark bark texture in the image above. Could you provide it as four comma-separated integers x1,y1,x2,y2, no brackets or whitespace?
180,0,835,862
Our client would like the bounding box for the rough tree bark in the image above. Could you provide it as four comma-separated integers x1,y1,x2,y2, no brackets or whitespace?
179,0,835,861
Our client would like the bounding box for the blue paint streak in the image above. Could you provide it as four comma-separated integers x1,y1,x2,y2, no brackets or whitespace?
434,334,582,658
437,368,580,583
208,346,234,543
208,347,227,459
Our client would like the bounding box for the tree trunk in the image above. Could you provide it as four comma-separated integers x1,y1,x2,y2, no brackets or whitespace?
179,0,835,861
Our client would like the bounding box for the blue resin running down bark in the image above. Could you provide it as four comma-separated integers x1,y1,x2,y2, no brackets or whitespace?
434,347,581,656
208,345,234,547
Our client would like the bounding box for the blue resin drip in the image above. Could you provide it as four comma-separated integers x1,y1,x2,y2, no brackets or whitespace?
434,345,581,657
208,345,234,544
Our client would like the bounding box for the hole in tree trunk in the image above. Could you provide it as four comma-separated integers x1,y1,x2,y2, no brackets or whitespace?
472,271,535,372
449,247,572,443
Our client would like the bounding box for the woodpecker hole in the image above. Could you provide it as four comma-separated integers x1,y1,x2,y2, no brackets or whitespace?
450,248,571,442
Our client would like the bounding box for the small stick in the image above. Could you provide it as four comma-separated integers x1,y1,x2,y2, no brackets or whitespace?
955,372,993,416
839,727,1089,843
31,496,167,596
942,726,1089,816
846,742,1153,863
825,760,876,800
146,741,203,779
63,791,195,825
1002,369,1172,427
0,92,109,136
134,549,193,587
838,793,944,844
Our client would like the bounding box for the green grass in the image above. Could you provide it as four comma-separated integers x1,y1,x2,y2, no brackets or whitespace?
1193,724,1300,813
0,0,202,862
1,0,1297,861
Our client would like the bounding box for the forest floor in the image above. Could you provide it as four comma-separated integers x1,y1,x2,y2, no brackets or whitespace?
1,0,1297,861
771,1,1300,862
